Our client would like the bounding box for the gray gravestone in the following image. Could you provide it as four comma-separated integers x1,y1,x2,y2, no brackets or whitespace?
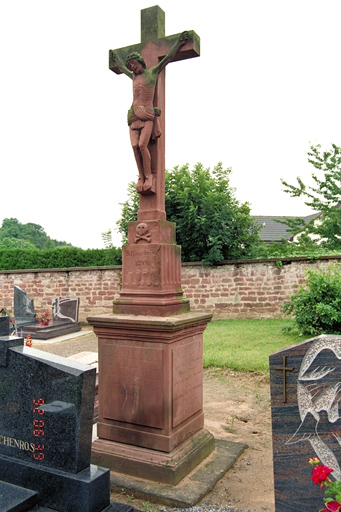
14,285,36,328
270,334,341,511
0,335,110,512
52,297,79,323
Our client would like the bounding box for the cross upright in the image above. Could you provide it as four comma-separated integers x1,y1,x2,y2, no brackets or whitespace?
109,5,200,222
275,356,294,403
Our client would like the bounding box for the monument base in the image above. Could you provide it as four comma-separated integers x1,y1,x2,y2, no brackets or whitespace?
0,455,110,512
92,428,215,485
87,312,213,453
108,439,247,508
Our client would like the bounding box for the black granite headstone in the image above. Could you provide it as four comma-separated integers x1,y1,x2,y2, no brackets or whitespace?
270,335,341,511
14,285,36,328
0,335,110,512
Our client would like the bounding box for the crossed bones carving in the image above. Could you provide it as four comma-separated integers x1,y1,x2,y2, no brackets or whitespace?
135,223,152,243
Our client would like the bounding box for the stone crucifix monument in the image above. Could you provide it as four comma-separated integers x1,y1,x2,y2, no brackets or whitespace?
88,5,220,490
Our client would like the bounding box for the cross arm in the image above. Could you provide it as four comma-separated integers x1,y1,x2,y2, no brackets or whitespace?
109,30,200,75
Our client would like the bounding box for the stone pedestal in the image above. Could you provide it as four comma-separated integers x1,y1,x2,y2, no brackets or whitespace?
113,220,190,316
88,312,214,483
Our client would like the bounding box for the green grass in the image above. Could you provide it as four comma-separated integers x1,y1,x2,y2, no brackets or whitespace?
203,318,311,376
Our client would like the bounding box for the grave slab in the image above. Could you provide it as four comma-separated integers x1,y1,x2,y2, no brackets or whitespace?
270,334,341,511
21,297,81,339
0,480,37,512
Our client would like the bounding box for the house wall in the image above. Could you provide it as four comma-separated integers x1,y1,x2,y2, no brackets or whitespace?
0,257,339,323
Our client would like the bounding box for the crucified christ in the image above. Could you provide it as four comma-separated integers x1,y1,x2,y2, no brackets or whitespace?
109,31,189,195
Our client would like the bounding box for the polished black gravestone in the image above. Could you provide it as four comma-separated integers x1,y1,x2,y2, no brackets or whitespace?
270,334,341,512
0,335,110,512
0,316,9,336
14,285,36,329
22,297,81,340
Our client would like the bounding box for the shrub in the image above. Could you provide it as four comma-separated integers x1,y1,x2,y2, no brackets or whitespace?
284,264,341,335
0,247,122,270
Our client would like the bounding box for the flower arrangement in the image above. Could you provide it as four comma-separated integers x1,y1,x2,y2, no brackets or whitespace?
25,334,32,347
37,311,51,327
309,457,341,511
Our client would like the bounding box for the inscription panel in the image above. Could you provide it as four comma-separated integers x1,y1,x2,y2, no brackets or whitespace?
123,246,161,289
172,338,203,428
102,343,164,429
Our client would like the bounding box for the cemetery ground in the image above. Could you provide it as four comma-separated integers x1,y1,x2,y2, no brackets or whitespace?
36,319,306,512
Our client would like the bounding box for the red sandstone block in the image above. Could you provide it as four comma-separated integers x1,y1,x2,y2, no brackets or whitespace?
215,303,228,309
190,279,201,285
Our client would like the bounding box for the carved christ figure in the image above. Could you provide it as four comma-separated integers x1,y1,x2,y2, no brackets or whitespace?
110,32,189,195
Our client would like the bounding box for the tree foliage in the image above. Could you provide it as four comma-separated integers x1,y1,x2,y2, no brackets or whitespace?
0,218,73,250
280,143,341,249
284,264,341,335
116,163,261,264
0,246,122,270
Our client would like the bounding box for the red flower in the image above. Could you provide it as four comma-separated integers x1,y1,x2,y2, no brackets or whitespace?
321,501,341,512
311,465,334,487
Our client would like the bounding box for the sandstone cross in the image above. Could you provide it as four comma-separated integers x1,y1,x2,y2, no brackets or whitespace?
109,5,200,222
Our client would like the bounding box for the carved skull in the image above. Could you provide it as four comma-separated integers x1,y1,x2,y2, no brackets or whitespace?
136,223,148,236
135,223,152,243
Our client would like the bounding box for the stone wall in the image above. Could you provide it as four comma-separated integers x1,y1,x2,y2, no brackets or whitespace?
0,257,339,323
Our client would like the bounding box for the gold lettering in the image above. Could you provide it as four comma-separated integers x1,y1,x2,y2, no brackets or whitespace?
0,435,38,452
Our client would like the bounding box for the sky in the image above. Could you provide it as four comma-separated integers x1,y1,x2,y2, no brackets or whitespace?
1,0,340,249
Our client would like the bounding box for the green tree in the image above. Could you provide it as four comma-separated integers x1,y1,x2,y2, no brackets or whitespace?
280,143,341,249
0,237,36,250
284,264,341,335
0,218,72,250
116,163,261,264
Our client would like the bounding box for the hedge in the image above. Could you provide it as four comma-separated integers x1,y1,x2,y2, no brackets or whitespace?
0,247,122,270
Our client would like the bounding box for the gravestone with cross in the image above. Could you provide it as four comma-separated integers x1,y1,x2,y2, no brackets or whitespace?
270,335,341,511
109,5,200,316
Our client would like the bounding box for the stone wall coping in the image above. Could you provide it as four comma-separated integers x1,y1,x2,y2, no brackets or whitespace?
0,254,339,275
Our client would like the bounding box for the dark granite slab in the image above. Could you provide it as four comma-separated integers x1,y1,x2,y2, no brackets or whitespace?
270,334,341,511
0,480,37,511
0,456,110,512
21,321,81,340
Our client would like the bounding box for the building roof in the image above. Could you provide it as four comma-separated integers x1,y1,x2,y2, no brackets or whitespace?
254,214,320,243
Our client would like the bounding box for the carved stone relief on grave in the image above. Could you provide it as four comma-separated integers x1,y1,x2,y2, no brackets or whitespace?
286,336,341,479
134,223,151,243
